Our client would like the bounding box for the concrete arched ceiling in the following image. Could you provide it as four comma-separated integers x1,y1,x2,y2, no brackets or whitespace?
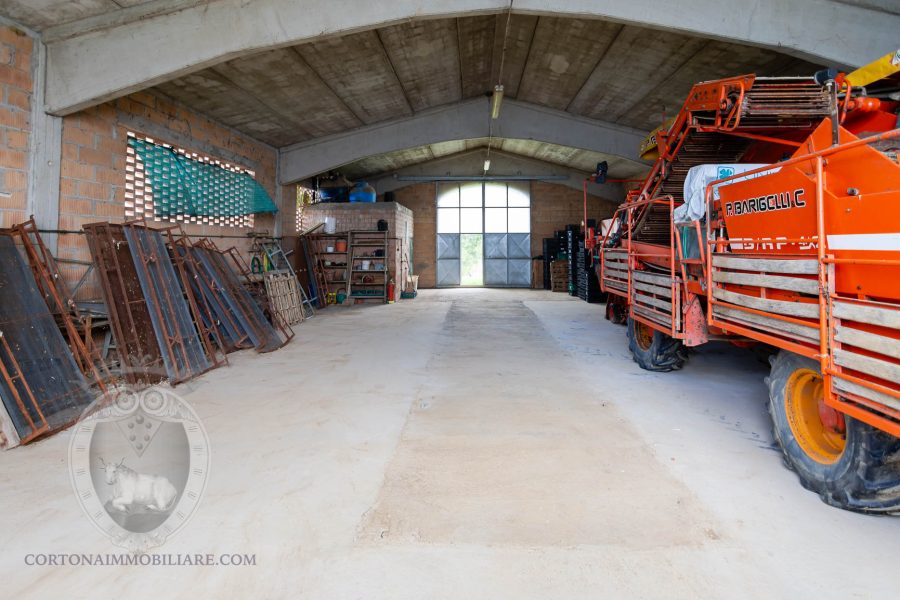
153,14,825,151
30,0,900,116
8,0,898,189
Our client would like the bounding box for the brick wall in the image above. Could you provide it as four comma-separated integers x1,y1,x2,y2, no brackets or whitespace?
0,26,32,228
385,184,435,287
57,90,278,298
391,181,617,288
530,181,617,257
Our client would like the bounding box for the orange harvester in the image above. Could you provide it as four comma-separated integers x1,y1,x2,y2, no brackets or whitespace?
590,51,900,513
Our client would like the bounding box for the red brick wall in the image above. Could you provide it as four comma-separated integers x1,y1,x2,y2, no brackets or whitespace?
530,181,617,257
392,181,617,288
57,90,278,298
0,24,278,299
387,184,436,287
0,26,32,228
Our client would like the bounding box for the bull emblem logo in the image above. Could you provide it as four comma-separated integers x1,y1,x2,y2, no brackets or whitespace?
98,457,178,513
69,387,210,552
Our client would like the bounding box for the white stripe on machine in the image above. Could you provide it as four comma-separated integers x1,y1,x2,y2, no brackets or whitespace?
827,233,900,251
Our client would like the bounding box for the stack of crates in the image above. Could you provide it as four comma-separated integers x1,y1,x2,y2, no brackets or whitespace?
550,260,568,292
576,241,604,303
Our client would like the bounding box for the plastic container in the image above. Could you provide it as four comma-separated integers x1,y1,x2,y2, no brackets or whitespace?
349,182,376,203
324,217,336,234
335,240,347,252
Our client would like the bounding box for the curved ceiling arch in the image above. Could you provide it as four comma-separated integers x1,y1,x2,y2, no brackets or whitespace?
43,0,900,115
278,99,649,184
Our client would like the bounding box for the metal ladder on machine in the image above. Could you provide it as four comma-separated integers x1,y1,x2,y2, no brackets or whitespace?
257,239,316,318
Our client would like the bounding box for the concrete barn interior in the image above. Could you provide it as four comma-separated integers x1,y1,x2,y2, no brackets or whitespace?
0,1,899,598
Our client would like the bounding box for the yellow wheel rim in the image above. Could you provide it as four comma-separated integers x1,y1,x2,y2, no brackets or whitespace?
784,368,846,464
634,320,654,351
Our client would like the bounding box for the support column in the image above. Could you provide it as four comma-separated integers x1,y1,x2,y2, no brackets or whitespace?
27,36,63,253
273,149,283,239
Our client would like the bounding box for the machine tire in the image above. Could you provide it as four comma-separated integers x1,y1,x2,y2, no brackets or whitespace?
766,350,900,514
626,317,687,372
606,301,627,325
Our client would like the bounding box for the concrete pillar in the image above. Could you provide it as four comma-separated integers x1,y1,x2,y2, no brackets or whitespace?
26,35,62,252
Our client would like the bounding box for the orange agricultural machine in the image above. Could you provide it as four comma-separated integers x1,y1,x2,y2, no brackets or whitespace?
589,50,900,513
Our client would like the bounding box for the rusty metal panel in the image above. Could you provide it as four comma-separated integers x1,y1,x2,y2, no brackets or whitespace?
167,229,241,356
123,224,212,384
11,218,110,389
83,222,165,386
0,234,93,443
183,246,253,351
192,245,285,353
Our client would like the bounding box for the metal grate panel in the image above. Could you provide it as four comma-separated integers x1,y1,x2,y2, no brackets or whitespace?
123,225,212,383
0,235,93,442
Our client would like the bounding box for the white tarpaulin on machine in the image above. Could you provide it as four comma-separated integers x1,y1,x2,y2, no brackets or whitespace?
674,164,779,223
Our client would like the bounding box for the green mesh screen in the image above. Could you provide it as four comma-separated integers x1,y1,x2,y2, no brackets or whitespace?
129,137,277,218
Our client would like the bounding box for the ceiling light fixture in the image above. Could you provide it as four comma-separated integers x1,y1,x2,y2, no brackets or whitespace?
484,0,514,175
491,84,504,119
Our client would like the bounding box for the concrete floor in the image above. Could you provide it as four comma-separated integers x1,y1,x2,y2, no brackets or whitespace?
2,288,899,598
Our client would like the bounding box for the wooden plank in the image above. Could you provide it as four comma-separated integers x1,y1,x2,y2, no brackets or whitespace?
836,326,900,360
634,291,673,312
713,305,819,342
713,287,820,318
834,301,900,330
834,348,900,383
603,264,628,275
712,255,818,274
833,377,900,412
633,304,673,327
603,279,627,292
712,270,818,294
633,280,672,298
632,270,672,286
603,262,628,271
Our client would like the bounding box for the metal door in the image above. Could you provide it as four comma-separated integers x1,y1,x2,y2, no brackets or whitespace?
436,233,460,287
483,233,508,286
507,233,531,287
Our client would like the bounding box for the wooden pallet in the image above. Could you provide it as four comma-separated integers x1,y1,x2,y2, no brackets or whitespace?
264,270,305,325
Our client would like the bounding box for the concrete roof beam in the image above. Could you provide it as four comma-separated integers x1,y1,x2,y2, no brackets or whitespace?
278,98,649,184
41,0,900,115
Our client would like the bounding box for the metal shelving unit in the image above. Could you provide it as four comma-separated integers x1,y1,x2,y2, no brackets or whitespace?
309,233,350,305
347,230,388,303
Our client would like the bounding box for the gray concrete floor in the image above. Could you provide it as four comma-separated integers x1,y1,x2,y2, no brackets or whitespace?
2,288,899,598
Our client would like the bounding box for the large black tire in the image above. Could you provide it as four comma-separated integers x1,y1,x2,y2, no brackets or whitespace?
606,300,627,325
626,317,687,372
766,350,900,514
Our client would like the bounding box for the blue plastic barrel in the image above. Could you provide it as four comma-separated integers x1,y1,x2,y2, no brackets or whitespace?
349,182,376,203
